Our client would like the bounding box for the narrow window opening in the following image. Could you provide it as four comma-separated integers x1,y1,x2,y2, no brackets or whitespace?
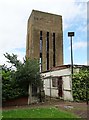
27,34,29,50
46,32,49,70
40,31,42,72
53,33,55,67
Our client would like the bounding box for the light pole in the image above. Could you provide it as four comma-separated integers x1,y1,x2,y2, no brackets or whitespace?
68,32,74,101
68,32,74,76
50,67,52,102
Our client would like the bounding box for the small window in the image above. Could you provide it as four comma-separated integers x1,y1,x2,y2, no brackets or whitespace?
52,77,58,87
32,84,37,96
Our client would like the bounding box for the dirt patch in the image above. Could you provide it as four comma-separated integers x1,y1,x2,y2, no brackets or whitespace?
55,101,87,118
2,98,88,118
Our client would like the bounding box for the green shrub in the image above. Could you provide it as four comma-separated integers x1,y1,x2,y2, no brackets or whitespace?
72,67,89,101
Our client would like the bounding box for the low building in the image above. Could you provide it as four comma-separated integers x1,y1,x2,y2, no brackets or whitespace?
41,65,86,101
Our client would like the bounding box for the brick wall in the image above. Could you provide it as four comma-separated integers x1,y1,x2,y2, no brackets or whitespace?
2,97,28,107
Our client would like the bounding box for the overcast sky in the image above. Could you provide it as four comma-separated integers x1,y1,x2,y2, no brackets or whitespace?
0,0,88,66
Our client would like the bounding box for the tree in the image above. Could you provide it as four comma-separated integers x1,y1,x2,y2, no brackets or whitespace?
2,64,27,101
4,53,22,68
4,53,42,87
72,66,89,102
15,58,41,87
3,53,42,104
14,58,42,104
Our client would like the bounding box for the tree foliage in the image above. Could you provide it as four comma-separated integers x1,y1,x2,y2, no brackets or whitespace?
72,67,89,101
2,64,28,101
2,53,42,101
15,58,41,88
4,53,22,68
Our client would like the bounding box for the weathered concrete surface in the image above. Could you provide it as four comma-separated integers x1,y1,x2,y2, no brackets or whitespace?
26,10,63,71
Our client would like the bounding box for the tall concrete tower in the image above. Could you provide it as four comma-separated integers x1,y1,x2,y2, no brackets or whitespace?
26,10,63,72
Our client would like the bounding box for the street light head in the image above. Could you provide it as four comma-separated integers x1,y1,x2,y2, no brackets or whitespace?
68,32,74,37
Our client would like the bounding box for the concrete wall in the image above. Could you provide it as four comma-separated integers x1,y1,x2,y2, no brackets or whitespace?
42,68,74,101
44,78,58,97
62,76,73,101
26,10,63,71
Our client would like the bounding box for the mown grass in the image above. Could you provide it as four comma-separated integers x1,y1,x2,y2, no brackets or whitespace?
2,107,80,118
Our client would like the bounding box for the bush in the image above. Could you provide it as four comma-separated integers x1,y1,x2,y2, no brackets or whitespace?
72,67,89,102
2,66,28,101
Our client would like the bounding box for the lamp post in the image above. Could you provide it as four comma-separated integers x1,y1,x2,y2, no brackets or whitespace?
68,32,74,76
50,67,52,102
68,32,74,101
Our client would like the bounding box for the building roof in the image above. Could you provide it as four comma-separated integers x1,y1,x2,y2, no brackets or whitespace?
41,64,88,73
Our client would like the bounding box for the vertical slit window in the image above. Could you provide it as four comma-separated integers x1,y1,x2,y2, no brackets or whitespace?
40,31,42,72
53,33,55,67
46,32,49,70
27,34,29,50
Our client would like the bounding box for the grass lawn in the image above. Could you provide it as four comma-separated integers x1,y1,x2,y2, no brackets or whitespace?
2,107,80,118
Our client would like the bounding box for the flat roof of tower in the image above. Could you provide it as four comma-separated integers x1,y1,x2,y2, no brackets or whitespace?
28,9,62,20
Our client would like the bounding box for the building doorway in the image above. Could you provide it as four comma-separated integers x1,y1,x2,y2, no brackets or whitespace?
58,77,63,97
